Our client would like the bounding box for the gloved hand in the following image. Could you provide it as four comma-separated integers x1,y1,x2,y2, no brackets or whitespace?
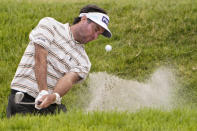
35,90,49,110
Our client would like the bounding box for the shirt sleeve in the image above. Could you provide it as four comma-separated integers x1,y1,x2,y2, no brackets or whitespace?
29,17,55,51
70,64,91,83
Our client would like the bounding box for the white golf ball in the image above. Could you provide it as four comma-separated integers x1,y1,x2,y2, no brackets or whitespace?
105,45,112,52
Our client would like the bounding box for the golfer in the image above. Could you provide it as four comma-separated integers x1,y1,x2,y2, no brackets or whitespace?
6,4,112,117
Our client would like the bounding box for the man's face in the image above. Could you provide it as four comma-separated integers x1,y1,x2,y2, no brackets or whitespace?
78,17,105,44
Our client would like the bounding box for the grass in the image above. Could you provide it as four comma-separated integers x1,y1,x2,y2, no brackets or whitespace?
0,0,197,130
1,108,197,131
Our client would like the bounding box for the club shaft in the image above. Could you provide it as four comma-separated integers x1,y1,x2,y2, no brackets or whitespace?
16,102,35,105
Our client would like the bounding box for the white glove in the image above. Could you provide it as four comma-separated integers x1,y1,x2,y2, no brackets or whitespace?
35,90,49,110
53,93,62,105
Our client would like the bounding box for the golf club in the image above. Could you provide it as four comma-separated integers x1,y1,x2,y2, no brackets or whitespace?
15,92,41,105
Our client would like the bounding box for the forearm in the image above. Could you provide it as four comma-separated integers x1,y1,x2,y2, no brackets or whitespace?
53,72,79,97
35,61,47,91
34,44,48,91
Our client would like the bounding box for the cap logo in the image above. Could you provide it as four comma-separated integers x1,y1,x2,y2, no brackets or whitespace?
102,16,109,26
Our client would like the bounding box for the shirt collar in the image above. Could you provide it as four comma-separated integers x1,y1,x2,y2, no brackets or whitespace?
65,23,80,44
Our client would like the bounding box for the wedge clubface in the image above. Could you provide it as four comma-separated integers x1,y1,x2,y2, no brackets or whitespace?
14,92,35,105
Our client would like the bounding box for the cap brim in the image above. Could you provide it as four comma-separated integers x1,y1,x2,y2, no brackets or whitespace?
102,28,112,38
89,18,112,38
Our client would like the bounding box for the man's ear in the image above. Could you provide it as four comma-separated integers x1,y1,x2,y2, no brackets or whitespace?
81,16,87,22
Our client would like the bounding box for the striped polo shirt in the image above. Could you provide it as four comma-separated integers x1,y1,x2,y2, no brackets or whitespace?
11,17,91,98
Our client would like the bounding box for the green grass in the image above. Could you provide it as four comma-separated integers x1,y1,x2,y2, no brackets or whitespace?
1,108,197,131
0,0,197,130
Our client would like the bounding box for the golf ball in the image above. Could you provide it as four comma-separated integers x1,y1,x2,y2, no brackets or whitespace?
105,45,112,52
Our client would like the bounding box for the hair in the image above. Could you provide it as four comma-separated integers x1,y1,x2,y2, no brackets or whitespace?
72,4,107,25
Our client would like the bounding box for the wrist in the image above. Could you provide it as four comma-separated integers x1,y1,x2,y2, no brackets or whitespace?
53,92,61,105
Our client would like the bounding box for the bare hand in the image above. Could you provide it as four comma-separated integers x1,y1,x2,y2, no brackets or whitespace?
36,94,56,109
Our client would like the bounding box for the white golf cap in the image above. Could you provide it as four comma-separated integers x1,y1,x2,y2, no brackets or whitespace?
79,12,112,38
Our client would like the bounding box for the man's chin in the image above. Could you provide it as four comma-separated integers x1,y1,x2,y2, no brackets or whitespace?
79,38,93,44
81,40,90,44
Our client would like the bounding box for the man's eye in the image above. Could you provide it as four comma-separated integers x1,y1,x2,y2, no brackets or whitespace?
95,26,100,32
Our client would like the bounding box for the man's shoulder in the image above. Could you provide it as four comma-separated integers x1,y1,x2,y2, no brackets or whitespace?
38,17,67,30
38,17,59,25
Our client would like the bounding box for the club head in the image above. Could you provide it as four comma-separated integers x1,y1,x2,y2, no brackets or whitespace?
15,92,24,104
14,92,41,105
